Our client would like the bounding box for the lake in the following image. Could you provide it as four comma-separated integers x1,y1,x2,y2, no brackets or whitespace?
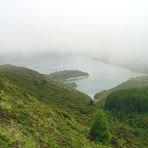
3,54,142,98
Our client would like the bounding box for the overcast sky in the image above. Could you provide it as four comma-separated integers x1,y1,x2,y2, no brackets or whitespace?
0,0,148,66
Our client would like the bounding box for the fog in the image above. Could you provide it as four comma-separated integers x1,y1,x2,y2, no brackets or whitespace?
0,0,148,71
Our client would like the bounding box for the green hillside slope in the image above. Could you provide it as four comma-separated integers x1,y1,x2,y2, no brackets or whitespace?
1,64,148,147
0,65,94,122
103,86,148,147
0,75,105,148
94,76,148,103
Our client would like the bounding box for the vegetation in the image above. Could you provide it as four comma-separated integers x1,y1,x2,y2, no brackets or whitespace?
0,79,105,147
64,82,77,88
105,87,148,114
108,112,148,148
104,86,148,147
89,110,110,144
48,70,89,81
0,65,105,148
0,64,93,121
0,64,148,147
94,75,148,103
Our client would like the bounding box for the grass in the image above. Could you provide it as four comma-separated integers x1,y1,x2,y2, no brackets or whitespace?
0,64,148,148
0,79,105,148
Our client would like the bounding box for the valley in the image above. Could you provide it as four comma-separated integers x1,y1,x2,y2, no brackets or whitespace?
1,54,142,98
1,1,148,147
0,64,148,148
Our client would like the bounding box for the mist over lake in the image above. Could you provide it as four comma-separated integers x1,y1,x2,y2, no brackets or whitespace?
2,54,142,98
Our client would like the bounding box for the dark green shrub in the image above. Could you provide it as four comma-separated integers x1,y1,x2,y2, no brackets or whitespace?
0,138,9,148
0,79,4,90
89,110,110,144
89,99,94,105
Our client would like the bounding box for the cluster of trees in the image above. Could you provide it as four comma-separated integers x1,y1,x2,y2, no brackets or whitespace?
105,87,148,114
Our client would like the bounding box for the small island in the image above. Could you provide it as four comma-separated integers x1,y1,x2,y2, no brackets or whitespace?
48,70,89,82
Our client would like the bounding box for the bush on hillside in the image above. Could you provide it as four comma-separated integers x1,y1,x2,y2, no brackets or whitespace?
89,110,110,144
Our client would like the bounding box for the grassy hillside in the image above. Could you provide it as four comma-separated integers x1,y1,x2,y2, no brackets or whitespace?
94,76,148,103
107,111,148,148
0,65,94,122
0,75,105,148
0,64,148,147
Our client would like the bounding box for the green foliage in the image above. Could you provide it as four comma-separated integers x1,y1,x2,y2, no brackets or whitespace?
0,64,92,120
0,138,9,148
64,82,77,88
48,70,89,81
89,99,94,105
0,65,106,148
89,110,110,144
105,87,148,114
128,113,148,129
0,80,105,148
95,75,148,102
0,64,148,148
95,76,148,147
0,78,4,90
108,112,148,148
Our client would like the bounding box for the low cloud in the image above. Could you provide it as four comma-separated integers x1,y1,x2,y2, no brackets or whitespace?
0,0,148,70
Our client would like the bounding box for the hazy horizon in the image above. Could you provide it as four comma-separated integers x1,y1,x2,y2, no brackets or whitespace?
0,0,148,70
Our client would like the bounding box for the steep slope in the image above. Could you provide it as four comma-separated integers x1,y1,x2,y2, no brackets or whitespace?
95,76,148,103
104,86,148,147
0,65,94,122
1,64,148,147
0,76,105,148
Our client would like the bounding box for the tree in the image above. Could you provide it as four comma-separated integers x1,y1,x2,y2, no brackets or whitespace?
89,110,110,144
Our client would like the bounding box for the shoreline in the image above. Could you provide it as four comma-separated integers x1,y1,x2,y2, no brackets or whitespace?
65,75,89,81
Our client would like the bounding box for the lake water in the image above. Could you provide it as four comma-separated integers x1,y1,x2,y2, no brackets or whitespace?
2,54,142,98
